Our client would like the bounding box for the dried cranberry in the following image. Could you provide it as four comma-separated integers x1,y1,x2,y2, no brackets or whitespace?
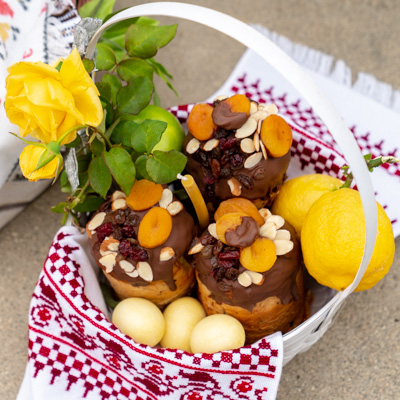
96,222,114,243
203,174,216,185
201,234,217,246
230,154,244,169
119,240,132,257
225,267,239,280
219,250,240,260
219,137,237,151
113,209,126,224
212,241,224,256
130,247,148,261
122,224,136,238
218,259,238,269
210,159,221,179
237,174,254,190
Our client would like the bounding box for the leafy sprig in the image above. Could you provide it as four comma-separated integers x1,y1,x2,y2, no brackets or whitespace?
53,1,186,225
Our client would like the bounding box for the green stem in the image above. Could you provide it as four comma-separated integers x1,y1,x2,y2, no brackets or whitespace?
95,129,113,149
57,124,88,145
340,156,400,188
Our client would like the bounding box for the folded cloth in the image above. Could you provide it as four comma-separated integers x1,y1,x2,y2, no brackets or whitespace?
17,226,284,400
0,0,80,230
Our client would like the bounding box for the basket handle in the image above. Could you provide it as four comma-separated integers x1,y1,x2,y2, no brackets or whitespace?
86,2,377,295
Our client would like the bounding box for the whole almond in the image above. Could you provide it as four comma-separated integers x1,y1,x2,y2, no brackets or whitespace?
186,137,200,154
159,188,173,209
88,212,106,232
244,152,262,169
235,117,257,138
137,261,153,282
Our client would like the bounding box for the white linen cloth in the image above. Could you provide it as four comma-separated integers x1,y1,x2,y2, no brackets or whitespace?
0,0,80,229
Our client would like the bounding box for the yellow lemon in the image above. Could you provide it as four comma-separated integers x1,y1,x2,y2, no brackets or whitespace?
271,174,343,236
301,188,395,291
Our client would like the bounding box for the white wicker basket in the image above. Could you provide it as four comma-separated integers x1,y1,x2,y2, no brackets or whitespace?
85,2,378,366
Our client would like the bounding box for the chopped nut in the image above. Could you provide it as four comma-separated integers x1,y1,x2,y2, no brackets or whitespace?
112,191,126,201
159,188,173,209
274,239,294,256
250,100,258,115
167,201,183,216
213,95,228,102
126,269,139,278
227,177,242,196
251,110,268,121
99,253,116,273
267,215,285,229
265,103,278,115
186,137,200,154
112,198,127,211
238,271,252,287
100,236,120,256
259,208,272,221
247,270,265,285
160,247,175,261
253,131,260,152
207,223,218,240
188,242,205,255
235,117,257,138
240,138,256,154
137,261,153,282
259,221,277,240
120,260,135,273
88,212,106,232
244,152,263,169
260,141,268,160
275,229,291,241
202,138,219,152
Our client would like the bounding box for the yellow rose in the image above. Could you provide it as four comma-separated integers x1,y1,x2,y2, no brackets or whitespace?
19,145,61,182
5,48,103,145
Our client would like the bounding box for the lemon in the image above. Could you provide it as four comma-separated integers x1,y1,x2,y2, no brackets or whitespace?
271,174,343,236
301,188,395,291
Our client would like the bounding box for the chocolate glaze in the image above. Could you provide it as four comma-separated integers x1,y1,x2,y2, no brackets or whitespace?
225,216,259,248
88,194,196,291
183,132,291,206
212,101,248,130
192,222,302,311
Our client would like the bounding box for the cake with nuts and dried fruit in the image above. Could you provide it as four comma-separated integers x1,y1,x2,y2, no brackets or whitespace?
86,179,196,307
183,94,292,211
188,198,305,343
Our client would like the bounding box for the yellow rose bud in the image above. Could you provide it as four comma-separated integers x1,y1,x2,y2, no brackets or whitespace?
19,145,60,182
5,48,103,145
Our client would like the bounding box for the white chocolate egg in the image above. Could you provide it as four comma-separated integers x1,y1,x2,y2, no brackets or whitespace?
160,297,206,352
190,314,246,353
112,297,165,347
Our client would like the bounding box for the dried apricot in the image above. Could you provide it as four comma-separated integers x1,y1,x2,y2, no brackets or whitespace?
260,115,292,158
126,179,163,211
216,212,258,247
187,103,216,141
214,198,265,227
224,94,251,115
138,207,172,248
239,237,277,272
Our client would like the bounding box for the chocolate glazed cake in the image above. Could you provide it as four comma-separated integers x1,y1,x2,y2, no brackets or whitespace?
188,201,305,344
86,183,196,307
183,95,292,210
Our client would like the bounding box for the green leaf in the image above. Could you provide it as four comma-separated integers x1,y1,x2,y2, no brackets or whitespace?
148,58,178,96
51,202,67,214
125,24,177,59
100,98,114,126
102,74,121,105
89,155,112,198
117,58,154,82
117,76,153,115
73,196,105,213
146,150,187,184
96,43,116,71
90,136,105,156
130,120,167,153
135,155,152,181
103,147,136,195
110,120,139,147
78,0,115,20
82,58,95,74
64,135,81,149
